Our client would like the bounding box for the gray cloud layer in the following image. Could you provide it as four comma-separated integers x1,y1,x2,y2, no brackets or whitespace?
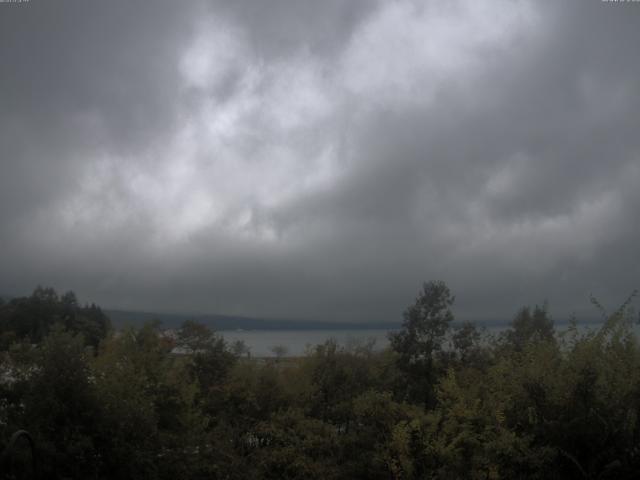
1,0,639,322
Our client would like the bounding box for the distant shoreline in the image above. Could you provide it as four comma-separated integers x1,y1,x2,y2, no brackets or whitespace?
106,308,607,332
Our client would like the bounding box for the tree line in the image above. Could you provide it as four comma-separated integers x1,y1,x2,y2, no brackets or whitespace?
1,282,639,479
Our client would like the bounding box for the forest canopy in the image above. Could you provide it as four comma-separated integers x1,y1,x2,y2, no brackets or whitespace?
1,284,640,479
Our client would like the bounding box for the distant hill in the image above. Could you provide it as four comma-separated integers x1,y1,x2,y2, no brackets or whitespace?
92,309,598,332
105,309,400,331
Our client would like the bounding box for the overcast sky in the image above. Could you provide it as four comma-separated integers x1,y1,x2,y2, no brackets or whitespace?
1,0,639,323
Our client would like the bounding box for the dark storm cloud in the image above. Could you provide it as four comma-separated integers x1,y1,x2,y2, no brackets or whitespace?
207,0,380,58
0,0,198,222
0,1,193,136
0,0,639,323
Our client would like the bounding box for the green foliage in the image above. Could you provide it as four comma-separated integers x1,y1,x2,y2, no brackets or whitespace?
2,283,640,479
0,286,110,348
502,303,555,351
4,327,100,478
389,280,455,408
251,408,342,480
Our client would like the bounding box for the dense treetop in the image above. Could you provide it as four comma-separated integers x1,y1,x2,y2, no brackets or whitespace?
0,286,110,349
1,284,639,479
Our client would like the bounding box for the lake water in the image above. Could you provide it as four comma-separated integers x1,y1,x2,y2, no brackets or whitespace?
219,322,612,357
219,329,393,357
